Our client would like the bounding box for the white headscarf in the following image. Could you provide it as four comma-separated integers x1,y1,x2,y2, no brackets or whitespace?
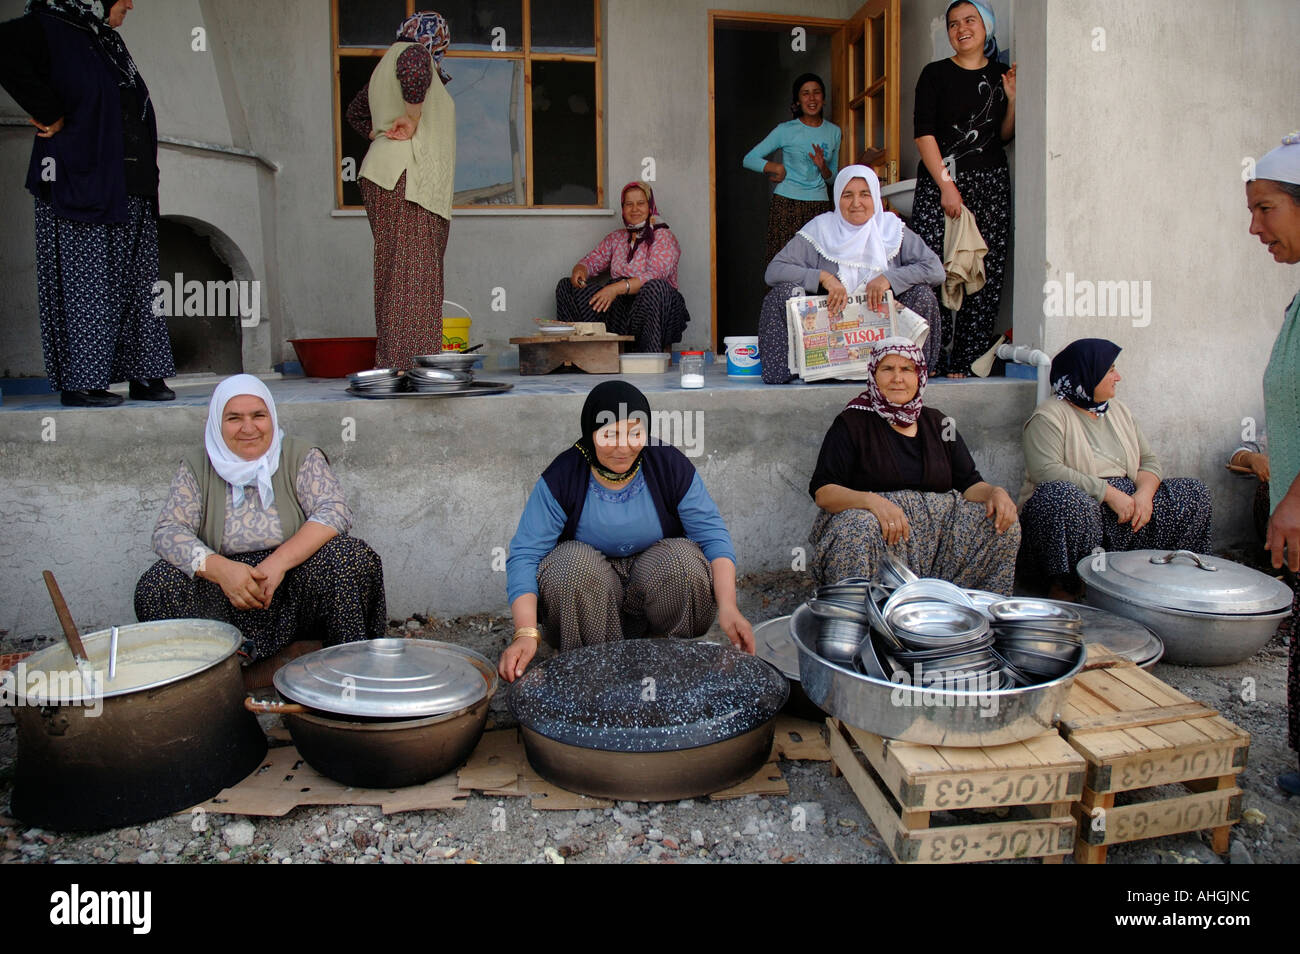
1254,131,1300,187
203,374,284,508
796,165,904,295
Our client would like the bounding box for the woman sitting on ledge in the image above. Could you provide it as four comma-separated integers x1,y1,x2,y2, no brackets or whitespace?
135,375,387,679
808,337,1019,590
555,182,690,353
1018,338,1212,599
498,381,753,682
759,165,944,384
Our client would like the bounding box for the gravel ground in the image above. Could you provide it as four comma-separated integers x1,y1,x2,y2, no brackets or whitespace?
1,567,1296,865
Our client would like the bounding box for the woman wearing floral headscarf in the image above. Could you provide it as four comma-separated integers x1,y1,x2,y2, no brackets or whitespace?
0,0,176,407
346,11,456,370
135,375,387,678
808,337,1019,590
1018,338,1212,599
554,181,690,352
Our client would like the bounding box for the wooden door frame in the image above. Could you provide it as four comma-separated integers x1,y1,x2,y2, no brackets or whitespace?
707,10,846,353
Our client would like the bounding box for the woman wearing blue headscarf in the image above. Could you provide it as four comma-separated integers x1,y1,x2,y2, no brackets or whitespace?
1017,339,1212,600
910,0,1015,377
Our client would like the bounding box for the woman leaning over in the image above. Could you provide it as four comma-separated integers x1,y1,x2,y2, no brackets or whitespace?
1018,339,1212,599
0,0,175,407
759,165,944,383
742,72,842,266
556,182,690,353
347,11,456,370
498,381,754,682
1245,130,1300,794
808,338,1019,590
135,375,387,680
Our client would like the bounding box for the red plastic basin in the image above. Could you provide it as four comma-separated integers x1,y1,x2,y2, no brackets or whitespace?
288,337,378,378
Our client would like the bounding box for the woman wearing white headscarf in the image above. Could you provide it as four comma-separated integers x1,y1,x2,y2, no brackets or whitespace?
758,165,945,383
135,375,386,668
1245,130,1300,794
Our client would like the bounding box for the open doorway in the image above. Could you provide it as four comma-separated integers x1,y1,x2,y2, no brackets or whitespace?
710,18,837,347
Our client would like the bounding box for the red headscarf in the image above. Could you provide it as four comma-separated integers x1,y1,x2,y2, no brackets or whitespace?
620,181,668,257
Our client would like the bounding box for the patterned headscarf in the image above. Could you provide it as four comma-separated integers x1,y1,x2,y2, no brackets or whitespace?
398,11,452,83
621,181,668,256
1050,338,1122,416
27,0,149,114
848,337,928,427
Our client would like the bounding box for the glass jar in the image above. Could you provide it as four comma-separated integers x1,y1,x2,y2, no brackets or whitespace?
679,351,705,389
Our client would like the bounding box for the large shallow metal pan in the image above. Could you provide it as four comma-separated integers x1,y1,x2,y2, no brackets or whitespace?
509,639,787,801
791,603,1084,747
753,616,828,720
345,381,514,399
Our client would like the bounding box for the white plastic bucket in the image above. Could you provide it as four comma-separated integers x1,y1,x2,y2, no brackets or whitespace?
723,336,760,377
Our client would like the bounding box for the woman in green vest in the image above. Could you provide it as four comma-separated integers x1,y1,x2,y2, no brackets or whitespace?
135,375,387,678
1245,130,1300,794
346,11,456,370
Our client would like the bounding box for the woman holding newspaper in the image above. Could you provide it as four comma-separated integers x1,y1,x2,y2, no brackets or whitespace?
757,165,944,384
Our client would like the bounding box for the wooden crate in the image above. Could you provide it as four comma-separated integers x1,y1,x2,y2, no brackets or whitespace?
827,718,1083,864
508,334,634,375
1060,655,1249,864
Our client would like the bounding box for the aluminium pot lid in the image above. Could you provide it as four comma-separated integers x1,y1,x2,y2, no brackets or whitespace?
274,638,487,718
1077,549,1293,615
507,638,788,752
753,615,798,681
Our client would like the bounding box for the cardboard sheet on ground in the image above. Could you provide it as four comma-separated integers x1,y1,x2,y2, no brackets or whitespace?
189,744,467,817
770,716,831,762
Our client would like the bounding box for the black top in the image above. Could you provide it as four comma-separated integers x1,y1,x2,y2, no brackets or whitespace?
809,406,982,497
912,57,1011,180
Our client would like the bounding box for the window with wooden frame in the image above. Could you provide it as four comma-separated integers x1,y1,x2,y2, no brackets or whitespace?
332,0,603,209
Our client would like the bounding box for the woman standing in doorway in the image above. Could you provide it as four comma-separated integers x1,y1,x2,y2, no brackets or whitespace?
910,0,1015,377
743,73,842,267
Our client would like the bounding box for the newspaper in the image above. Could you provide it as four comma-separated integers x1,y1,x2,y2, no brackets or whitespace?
785,292,897,382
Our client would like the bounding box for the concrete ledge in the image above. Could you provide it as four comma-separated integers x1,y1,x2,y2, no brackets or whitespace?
0,369,1037,635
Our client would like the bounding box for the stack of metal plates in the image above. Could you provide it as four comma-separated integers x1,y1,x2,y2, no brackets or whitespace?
414,353,479,373
347,368,405,394
405,367,473,393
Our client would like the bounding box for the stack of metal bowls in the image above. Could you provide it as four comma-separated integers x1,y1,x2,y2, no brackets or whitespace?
405,367,473,393
881,581,1008,691
808,579,874,665
414,352,479,374
347,368,405,394
989,598,1084,682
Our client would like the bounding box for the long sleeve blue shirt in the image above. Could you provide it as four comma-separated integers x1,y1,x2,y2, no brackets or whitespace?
742,119,842,202
506,470,736,604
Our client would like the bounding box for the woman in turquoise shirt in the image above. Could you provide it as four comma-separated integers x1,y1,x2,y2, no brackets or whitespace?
743,72,842,265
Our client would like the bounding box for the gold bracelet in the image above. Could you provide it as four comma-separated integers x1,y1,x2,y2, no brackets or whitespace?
513,627,541,643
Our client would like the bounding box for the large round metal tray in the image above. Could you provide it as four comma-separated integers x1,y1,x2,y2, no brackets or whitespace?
1039,599,1164,668
345,381,513,399
791,602,1084,746
508,638,787,752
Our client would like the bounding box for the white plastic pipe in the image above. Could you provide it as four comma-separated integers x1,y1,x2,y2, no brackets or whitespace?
997,343,1052,406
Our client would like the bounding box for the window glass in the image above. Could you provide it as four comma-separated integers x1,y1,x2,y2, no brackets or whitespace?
439,0,523,52
338,0,408,47
531,61,598,205
451,59,528,205
530,0,596,54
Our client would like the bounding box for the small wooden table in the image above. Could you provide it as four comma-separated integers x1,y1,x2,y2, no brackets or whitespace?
508,334,635,375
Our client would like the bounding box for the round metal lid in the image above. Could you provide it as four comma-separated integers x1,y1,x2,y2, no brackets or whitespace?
507,639,789,752
753,615,798,681
1042,599,1164,667
274,638,487,718
1077,549,1293,615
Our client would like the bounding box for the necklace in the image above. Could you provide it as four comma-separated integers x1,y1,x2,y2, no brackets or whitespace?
575,441,642,484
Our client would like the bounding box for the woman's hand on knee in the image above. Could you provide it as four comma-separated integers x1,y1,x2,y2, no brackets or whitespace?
1102,485,1136,524
1129,489,1155,532
498,634,538,683
570,263,589,288
206,556,266,611
985,487,1019,534
868,497,910,545
717,604,755,654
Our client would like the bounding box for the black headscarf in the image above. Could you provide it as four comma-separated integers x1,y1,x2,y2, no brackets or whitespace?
1050,338,1121,416
789,72,826,120
576,381,652,479
27,0,150,118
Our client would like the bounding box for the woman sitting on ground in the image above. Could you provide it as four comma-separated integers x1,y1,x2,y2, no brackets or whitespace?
1018,338,1212,599
759,165,944,384
135,375,387,680
498,381,754,682
808,338,1020,589
555,182,690,353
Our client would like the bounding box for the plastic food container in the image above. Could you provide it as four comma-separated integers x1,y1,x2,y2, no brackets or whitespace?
680,351,705,388
620,352,671,373
723,336,760,376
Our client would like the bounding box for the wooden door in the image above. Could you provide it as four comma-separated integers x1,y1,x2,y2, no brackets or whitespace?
833,0,901,184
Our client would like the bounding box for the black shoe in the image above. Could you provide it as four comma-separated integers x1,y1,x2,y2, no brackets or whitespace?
129,378,176,401
61,389,124,407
